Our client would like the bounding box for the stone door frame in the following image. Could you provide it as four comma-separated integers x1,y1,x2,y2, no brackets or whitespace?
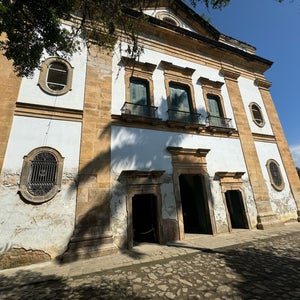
120,170,165,249
167,147,216,240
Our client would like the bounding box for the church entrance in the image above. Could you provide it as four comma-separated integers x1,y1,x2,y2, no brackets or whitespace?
132,194,158,244
179,174,212,234
225,190,249,229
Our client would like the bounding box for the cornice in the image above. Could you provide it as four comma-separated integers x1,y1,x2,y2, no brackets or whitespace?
254,78,272,89
220,68,240,80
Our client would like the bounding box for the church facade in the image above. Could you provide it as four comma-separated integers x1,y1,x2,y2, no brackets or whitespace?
1,0,299,268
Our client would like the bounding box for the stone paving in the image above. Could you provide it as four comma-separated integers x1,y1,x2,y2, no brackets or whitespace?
0,224,299,299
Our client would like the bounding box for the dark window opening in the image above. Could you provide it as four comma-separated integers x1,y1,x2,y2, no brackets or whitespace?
225,190,249,229
170,83,192,112
163,17,177,26
132,194,158,244
47,62,68,91
250,103,264,127
130,78,150,105
179,174,212,234
27,152,57,196
267,159,284,190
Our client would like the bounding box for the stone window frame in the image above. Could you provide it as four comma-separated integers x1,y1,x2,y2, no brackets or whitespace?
249,102,265,127
266,159,285,191
155,11,183,27
38,57,73,96
122,57,156,107
19,146,64,203
160,61,196,113
198,77,227,118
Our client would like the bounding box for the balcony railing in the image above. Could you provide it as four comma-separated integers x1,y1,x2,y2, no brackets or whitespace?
206,115,233,129
167,109,201,124
121,102,158,118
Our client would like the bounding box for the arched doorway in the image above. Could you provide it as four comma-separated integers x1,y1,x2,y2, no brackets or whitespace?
132,194,158,244
225,190,249,229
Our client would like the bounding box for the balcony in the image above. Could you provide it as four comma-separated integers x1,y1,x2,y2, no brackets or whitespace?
167,109,203,129
121,102,161,123
206,115,235,133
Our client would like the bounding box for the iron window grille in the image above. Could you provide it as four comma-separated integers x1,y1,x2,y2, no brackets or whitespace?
167,109,201,124
19,147,64,203
121,102,158,118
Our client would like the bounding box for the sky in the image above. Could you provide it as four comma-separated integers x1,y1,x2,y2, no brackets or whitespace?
192,0,300,166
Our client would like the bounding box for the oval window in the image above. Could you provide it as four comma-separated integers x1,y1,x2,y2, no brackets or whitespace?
250,102,265,127
19,147,64,203
266,159,284,191
38,58,73,95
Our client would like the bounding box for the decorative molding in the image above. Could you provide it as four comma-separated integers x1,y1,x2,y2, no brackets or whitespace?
254,78,272,89
197,77,224,89
15,102,83,122
220,68,240,80
121,57,156,73
167,147,210,158
160,61,195,78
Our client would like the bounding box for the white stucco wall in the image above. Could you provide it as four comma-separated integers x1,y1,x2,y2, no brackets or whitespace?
111,46,236,128
0,116,82,257
110,126,258,239
255,141,297,220
238,77,274,136
17,46,87,111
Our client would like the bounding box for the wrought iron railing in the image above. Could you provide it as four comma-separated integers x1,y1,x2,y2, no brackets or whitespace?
121,102,158,118
167,109,201,124
206,115,233,129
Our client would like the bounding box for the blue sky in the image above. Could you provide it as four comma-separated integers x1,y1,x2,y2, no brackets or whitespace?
192,0,300,166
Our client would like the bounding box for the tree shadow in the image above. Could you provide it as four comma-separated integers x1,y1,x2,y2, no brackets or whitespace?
0,270,149,299
166,233,300,299
56,119,188,264
219,244,300,299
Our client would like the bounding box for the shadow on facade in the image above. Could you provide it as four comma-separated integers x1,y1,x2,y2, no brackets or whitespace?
0,270,149,299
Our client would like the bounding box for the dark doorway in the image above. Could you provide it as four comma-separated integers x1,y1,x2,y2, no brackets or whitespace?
179,174,212,234
132,194,158,244
225,190,249,229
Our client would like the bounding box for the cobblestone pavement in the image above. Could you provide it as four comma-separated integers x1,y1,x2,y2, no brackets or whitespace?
1,230,299,300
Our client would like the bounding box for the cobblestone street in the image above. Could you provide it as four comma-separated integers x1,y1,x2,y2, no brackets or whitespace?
0,228,299,299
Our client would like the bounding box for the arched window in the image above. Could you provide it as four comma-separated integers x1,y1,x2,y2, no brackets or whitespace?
266,159,284,191
19,147,64,203
38,57,73,95
207,94,225,127
47,62,68,91
249,102,265,127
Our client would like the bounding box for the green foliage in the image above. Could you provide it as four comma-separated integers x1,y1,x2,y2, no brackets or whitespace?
0,0,230,77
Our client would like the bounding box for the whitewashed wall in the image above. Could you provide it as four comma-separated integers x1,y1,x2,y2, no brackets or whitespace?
112,46,236,128
0,116,82,258
17,47,88,110
110,126,258,241
238,77,274,136
255,141,297,221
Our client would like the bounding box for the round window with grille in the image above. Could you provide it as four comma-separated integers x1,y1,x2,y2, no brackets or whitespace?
19,147,64,203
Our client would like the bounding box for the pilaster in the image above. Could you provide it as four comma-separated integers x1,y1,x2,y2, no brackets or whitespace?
220,68,277,229
255,78,300,221
62,46,117,261
0,37,22,173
